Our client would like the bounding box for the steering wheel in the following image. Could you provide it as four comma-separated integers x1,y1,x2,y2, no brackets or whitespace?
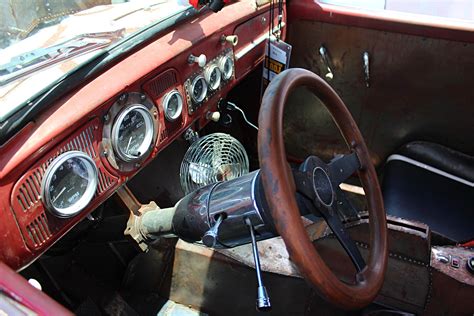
258,68,388,309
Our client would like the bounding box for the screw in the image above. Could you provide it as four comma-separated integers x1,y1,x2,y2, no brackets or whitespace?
140,94,147,101
119,93,128,104
103,114,110,122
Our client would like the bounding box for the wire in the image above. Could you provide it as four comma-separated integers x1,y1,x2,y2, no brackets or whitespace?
227,102,258,131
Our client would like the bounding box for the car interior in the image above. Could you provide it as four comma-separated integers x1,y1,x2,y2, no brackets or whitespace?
0,0,473,315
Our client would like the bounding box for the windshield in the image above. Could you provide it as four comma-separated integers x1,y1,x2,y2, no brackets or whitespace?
0,0,191,122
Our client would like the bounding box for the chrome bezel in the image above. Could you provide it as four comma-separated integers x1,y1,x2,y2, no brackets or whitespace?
41,151,98,218
111,104,155,162
190,75,208,103
218,55,234,81
162,90,183,121
204,64,221,91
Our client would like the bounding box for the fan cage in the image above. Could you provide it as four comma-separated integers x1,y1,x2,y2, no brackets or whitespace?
180,133,249,195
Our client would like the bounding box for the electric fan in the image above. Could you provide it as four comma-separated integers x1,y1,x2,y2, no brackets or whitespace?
180,133,249,195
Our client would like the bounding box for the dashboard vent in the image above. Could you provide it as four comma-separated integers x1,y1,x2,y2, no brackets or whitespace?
11,119,120,251
16,169,42,211
97,168,115,194
26,212,52,247
145,70,178,99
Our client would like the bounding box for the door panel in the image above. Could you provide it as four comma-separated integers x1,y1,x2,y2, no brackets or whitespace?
284,18,474,167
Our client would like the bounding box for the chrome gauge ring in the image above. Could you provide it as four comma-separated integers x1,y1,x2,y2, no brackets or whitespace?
190,75,208,103
219,55,234,81
111,104,155,162
41,151,98,218
204,64,221,91
162,90,183,121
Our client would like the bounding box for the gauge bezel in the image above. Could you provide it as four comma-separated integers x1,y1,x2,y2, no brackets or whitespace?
204,64,222,91
219,55,234,81
190,75,208,103
162,90,183,121
111,104,155,162
41,151,98,218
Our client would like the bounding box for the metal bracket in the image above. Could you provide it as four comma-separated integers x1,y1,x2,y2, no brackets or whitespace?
116,185,159,252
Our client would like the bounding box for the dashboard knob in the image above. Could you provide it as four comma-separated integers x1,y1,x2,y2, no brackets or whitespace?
221,34,239,46
188,54,207,67
207,111,221,122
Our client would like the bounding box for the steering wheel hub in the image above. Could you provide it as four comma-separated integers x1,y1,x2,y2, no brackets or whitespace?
312,167,334,206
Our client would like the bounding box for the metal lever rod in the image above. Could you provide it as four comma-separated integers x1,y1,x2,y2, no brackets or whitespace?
202,214,225,248
319,45,334,80
245,218,271,311
363,51,370,87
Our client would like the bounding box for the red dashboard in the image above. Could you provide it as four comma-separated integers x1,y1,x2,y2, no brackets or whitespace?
0,1,286,270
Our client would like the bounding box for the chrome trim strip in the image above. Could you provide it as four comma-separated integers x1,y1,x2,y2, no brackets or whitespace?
386,154,473,187
234,22,286,61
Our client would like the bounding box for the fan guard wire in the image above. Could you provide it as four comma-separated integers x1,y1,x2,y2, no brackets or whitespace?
180,133,249,195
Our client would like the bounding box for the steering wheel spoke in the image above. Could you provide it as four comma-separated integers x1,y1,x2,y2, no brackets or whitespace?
328,152,361,186
292,169,316,200
335,188,360,221
318,204,366,272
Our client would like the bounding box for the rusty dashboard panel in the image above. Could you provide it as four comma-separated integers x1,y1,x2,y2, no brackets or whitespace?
0,1,287,271
10,119,119,252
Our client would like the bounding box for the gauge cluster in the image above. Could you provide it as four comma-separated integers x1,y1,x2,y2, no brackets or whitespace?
184,49,235,114
0,1,285,271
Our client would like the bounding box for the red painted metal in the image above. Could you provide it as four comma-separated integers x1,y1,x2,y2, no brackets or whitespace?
0,261,72,315
0,0,287,270
288,0,474,43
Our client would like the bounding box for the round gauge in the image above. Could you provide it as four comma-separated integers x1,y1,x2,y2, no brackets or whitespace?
204,64,221,91
41,151,98,218
190,75,208,103
219,55,234,81
111,104,155,162
163,90,183,121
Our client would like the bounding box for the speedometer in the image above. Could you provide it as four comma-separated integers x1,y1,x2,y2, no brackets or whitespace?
204,64,221,91
112,104,155,162
190,75,207,103
41,151,98,218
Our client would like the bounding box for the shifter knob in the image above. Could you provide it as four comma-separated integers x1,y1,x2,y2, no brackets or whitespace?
257,285,271,311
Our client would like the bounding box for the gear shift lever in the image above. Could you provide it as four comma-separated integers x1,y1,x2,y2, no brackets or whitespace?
245,218,271,311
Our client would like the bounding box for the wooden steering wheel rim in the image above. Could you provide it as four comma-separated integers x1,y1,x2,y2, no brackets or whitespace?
258,68,388,309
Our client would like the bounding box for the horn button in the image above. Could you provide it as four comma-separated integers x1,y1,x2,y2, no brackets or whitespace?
312,167,334,206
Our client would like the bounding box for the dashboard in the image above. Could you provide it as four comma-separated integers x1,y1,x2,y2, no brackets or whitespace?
0,1,286,271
